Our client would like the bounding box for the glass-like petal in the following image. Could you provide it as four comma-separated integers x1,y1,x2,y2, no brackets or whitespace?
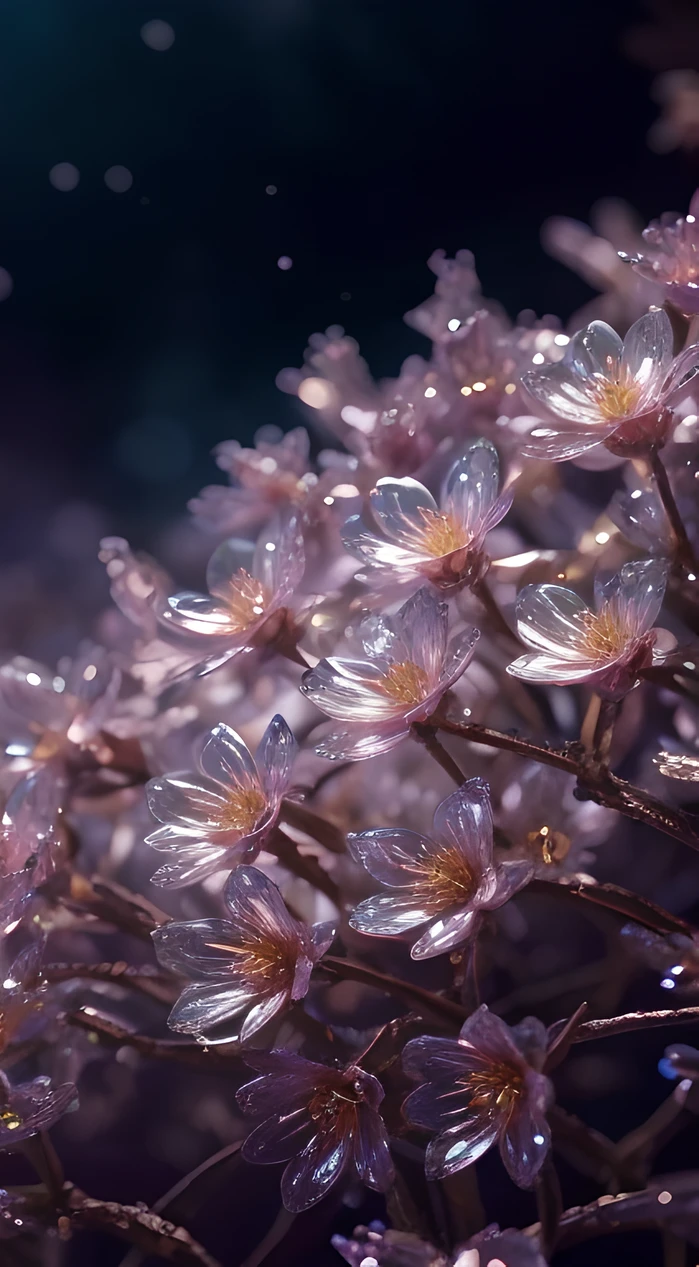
353,1104,395,1191
410,906,478,959
301,660,402,721
522,364,608,425
252,512,305,600
161,593,238,635
314,721,409,761
520,425,614,462
206,537,255,596
432,778,493,873
150,845,235,888
425,1116,499,1179
440,626,480,686
146,772,239,830
239,990,290,1043
167,978,256,1035
594,558,667,636
507,652,603,685
515,585,592,658
403,1034,476,1082
569,320,623,379
341,512,425,570
499,1076,551,1188
444,440,500,536
370,478,439,544
458,1004,527,1067
479,859,533,909
350,891,438,936
152,918,252,978
309,920,337,958
622,309,673,400
223,865,300,946
256,714,297,804
398,588,448,682
281,1127,352,1212
348,828,435,887
198,723,259,790
403,1073,482,1130
242,1107,314,1165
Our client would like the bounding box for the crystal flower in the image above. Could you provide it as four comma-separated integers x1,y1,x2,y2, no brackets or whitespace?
402,1005,553,1187
608,486,672,557
237,1050,394,1212
507,559,671,700
341,441,513,592
190,427,316,536
300,589,479,761
145,716,297,887
0,1073,78,1148
491,758,613,879
0,768,64,933
518,309,699,460
151,864,335,1041
348,778,532,960
623,191,699,313
333,1221,546,1267
158,513,305,674
0,940,47,1056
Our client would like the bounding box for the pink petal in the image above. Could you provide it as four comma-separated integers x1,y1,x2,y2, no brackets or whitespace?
515,584,593,658
507,652,603,685
432,778,493,873
622,309,673,402
160,593,240,636
150,845,238,888
403,1073,483,1130
594,558,667,636
370,477,439,543
146,771,240,830
314,720,409,761
167,979,256,1035
520,425,613,462
198,722,259,790
350,891,437,936
499,1079,552,1188
152,917,252,977
458,1005,528,1068
301,660,403,722
440,626,480,687
353,1104,395,1191
443,440,501,537
403,1034,478,1082
223,864,301,946
568,320,623,379
252,512,305,600
479,859,533,910
397,588,448,683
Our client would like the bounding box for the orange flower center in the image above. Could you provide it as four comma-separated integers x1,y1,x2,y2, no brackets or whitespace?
378,660,430,706
579,604,630,659
308,1081,363,1128
216,783,267,834
216,569,272,632
417,508,469,558
205,934,295,983
0,1108,22,1131
414,844,478,908
461,1063,524,1114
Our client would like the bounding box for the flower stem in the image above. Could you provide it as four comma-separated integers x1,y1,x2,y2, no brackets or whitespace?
320,955,467,1026
472,575,519,644
21,1132,66,1206
535,1157,563,1259
650,447,699,575
267,826,340,905
526,878,692,937
279,799,346,854
548,1005,699,1046
66,1010,238,1070
411,722,465,786
581,694,620,772
42,962,178,1004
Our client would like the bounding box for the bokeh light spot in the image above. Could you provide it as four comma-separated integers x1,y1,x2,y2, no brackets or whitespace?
49,163,80,192
105,166,134,193
141,20,175,51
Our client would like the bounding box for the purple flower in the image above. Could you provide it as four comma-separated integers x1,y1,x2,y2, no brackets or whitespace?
0,768,64,934
158,513,305,674
332,1221,446,1267
0,1073,78,1147
151,865,335,1041
623,191,699,314
402,1005,553,1187
341,441,513,592
459,1225,548,1267
145,716,297,887
517,310,699,460
0,939,47,1055
237,1050,394,1212
507,559,672,699
349,779,532,960
300,588,479,760
190,427,315,536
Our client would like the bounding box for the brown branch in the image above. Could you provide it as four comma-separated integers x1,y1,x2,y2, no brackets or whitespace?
542,1173,699,1250
43,961,178,1004
320,956,467,1027
279,799,346,854
55,1184,221,1266
527,878,693,937
411,722,465,786
650,447,699,575
472,574,519,644
42,872,171,942
549,1005,699,1046
435,715,699,852
66,1010,238,1071
267,827,340,905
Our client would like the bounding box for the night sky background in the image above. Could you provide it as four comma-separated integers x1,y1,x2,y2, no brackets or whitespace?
1,3,699,1263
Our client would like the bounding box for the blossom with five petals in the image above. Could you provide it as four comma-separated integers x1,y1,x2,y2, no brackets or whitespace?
300,588,479,760
349,778,532,959
507,559,672,700
151,865,335,1041
145,716,297,887
341,440,513,592
402,1005,553,1187
517,309,699,460
237,1050,394,1211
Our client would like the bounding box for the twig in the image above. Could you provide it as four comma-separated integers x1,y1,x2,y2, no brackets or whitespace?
43,962,178,1004
411,722,465,786
650,447,699,575
279,799,346,854
266,826,340,905
472,574,519,644
53,1184,222,1266
535,1157,563,1259
42,872,171,942
549,1005,699,1046
544,1001,589,1073
319,956,467,1026
526,878,693,937
435,715,699,852
66,1010,238,1071
540,1172,699,1249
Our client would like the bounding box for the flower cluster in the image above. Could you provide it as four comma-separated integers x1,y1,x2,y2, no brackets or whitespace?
3,187,699,1264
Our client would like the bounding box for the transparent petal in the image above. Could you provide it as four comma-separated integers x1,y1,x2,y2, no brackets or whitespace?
198,723,259,790
443,440,500,536
146,772,238,830
370,477,438,543
206,537,256,596
0,657,74,738
1,1081,78,1145
402,1034,479,1082
440,627,480,687
160,593,239,636
242,1107,314,1165
301,660,403,722
410,907,478,959
281,1127,351,1212
515,584,592,658
425,1116,499,1179
256,715,297,804
594,558,667,636
152,918,252,978
403,1073,481,1130
310,920,336,958
520,425,613,462
479,859,533,909
290,952,314,1001
252,512,305,600
167,979,256,1035
397,588,448,683
522,362,609,425
349,891,437,936
507,652,602,685
458,1005,528,1067
499,1075,552,1188
622,309,673,397
240,989,290,1043
353,1105,395,1191
432,778,493,873
145,824,211,851
341,512,424,570
348,828,436,887
314,721,409,762
223,864,300,945
150,845,235,888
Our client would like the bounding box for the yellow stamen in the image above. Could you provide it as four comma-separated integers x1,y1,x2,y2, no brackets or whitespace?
461,1064,523,1115
216,569,272,632
592,374,642,421
216,784,267,833
378,660,430,706
416,508,469,558
579,604,630,659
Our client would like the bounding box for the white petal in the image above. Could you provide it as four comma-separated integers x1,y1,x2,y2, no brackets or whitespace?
515,584,592,658
198,723,259,789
